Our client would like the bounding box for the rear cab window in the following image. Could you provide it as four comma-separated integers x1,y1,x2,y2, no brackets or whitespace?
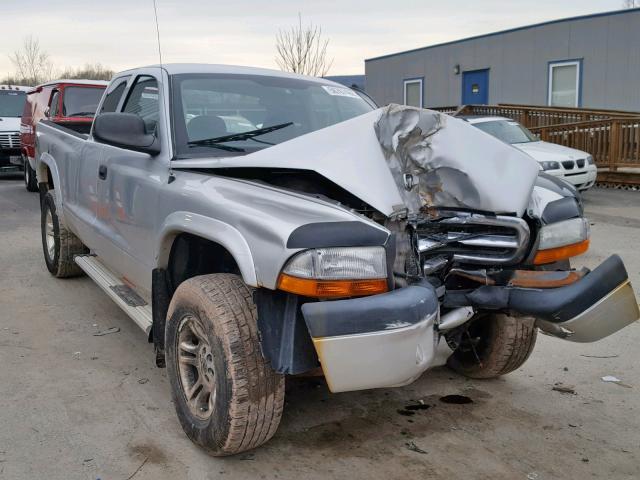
62,86,105,117
100,76,131,113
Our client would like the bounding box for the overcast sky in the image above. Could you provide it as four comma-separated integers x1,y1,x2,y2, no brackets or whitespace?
0,0,630,77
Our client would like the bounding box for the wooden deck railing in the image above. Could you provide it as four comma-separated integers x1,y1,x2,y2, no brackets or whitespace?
431,103,639,129
429,104,640,180
528,118,640,171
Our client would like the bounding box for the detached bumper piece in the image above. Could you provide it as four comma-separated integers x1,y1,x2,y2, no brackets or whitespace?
301,283,439,392
445,254,639,343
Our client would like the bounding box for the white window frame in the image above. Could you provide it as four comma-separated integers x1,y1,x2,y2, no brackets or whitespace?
548,60,581,107
403,78,423,107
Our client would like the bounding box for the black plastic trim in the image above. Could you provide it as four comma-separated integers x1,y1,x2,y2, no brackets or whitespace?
40,119,87,139
287,221,389,248
301,282,438,338
541,196,582,224
443,255,628,323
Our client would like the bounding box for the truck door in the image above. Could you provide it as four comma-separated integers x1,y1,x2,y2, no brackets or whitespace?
67,77,130,249
94,73,167,293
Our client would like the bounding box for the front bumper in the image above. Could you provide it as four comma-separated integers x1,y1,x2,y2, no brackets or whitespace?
0,148,22,170
445,254,639,342
547,167,597,190
302,255,639,393
301,284,440,392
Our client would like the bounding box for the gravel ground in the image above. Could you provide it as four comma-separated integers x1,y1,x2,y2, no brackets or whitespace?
0,174,638,480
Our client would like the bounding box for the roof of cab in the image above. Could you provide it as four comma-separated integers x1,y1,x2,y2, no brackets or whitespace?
118,63,344,86
0,85,31,92
36,79,110,88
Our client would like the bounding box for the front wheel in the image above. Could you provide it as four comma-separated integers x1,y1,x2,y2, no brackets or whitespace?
446,313,537,379
165,273,285,456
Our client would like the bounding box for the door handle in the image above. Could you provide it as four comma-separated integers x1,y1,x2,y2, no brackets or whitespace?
98,165,108,180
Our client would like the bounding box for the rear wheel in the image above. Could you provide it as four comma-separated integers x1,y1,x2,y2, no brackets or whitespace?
165,273,285,456
447,313,537,379
40,190,87,277
23,155,38,192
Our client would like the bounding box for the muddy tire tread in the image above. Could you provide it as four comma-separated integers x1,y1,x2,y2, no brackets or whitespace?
166,274,284,456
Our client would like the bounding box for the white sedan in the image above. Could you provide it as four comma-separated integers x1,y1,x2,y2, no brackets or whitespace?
463,116,597,191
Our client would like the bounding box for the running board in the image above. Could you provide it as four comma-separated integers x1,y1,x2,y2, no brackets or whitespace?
75,255,152,335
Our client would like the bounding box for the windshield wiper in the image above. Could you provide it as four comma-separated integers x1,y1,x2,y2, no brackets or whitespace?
187,122,293,147
68,112,95,117
187,142,246,152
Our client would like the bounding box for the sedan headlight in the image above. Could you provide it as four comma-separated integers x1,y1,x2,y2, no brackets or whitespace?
539,161,561,171
586,155,595,166
534,218,590,264
278,246,388,298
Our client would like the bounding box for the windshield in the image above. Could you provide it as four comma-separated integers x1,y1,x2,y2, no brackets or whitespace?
62,86,106,117
473,119,538,144
0,90,26,117
171,73,374,157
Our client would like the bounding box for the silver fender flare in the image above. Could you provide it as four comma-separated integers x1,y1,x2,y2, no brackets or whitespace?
156,212,258,287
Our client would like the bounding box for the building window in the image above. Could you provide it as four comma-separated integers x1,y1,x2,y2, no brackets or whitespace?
548,60,581,107
404,78,423,107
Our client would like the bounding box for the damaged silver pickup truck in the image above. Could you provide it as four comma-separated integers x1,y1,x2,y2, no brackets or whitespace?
35,64,639,455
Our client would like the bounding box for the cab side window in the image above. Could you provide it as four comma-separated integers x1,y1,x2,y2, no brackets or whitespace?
100,77,130,113
122,75,159,134
49,90,60,117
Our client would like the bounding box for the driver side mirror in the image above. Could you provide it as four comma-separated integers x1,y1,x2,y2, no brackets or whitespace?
93,112,160,155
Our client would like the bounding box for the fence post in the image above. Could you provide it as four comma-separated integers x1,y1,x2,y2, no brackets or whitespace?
609,121,621,172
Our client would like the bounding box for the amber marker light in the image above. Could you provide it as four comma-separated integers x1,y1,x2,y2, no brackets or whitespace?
533,238,590,265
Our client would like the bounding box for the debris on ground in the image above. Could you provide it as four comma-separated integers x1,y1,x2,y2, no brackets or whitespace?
601,375,632,388
439,394,473,404
405,441,427,454
239,453,255,460
580,354,618,358
552,383,576,395
72,351,81,359
93,327,120,336
397,409,416,416
527,472,539,479
404,403,431,411
138,378,149,385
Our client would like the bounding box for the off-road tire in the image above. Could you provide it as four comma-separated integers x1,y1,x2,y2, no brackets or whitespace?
165,273,285,456
41,190,87,277
447,313,537,379
24,156,38,192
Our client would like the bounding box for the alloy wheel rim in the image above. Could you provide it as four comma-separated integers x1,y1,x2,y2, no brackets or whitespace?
176,314,216,420
45,209,55,259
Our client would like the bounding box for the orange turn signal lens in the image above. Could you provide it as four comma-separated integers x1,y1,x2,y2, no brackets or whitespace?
277,273,388,298
533,239,590,265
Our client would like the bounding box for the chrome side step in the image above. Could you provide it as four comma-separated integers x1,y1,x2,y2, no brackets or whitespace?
75,255,152,335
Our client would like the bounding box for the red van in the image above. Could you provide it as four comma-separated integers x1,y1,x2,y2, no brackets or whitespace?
20,79,108,191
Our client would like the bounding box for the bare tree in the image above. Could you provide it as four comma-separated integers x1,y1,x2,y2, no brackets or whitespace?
58,63,114,81
9,36,53,86
623,0,639,7
275,14,333,77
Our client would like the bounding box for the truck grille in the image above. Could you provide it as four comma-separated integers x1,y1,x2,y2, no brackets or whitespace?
416,213,530,266
0,132,20,149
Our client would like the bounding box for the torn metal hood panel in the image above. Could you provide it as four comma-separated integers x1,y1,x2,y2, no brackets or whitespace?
173,104,540,218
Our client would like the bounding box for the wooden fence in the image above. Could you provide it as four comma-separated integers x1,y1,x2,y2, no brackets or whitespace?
431,104,640,181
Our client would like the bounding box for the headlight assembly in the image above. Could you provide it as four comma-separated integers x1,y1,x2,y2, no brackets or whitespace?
534,218,590,264
539,161,561,171
278,246,388,298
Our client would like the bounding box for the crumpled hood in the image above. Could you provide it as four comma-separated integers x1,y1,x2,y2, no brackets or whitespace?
0,117,20,133
173,104,540,218
514,140,589,163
